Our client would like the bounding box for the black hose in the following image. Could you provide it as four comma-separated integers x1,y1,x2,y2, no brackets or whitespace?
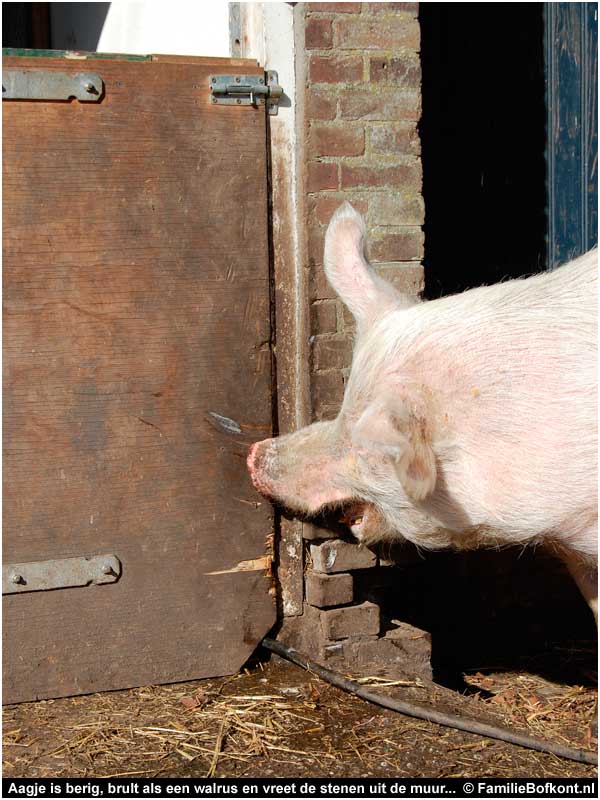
262,637,597,766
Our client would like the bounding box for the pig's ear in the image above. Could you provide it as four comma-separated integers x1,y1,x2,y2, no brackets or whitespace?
353,396,436,502
324,202,405,325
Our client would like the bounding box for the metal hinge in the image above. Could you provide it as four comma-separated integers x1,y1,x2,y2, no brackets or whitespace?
2,554,121,595
209,71,283,115
2,69,104,101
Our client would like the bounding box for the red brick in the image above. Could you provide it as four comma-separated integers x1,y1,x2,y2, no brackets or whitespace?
310,268,337,298
305,17,333,49
307,161,338,192
370,57,421,88
370,229,424,262
310,539,377,573
309,3,362,13
370,123,420,156
320,602,380,641
309,123,365,157
311,368,345,408
341,162,420,190
308,218,326,265
312,337,353,370
376,263,425,296
336,17,420,50
368,2,419,14
340,88,420,121
305,571,354,608
342,303,356,333
310,194,368,225
311,300,338,335
306,87,337,121
309,54,363,84
384,621,432,678
370,191,424,226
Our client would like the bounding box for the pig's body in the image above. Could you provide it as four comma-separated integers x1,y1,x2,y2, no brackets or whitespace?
248,203,598,621
348,250,597,556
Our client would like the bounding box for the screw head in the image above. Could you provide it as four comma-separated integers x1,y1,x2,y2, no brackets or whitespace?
101,563,114,576
84,82,95,93
235,76,241,83
10,573,23,585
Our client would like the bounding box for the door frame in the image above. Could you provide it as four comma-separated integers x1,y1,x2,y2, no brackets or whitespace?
238,2,311,618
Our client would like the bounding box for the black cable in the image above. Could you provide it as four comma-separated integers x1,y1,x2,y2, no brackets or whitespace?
262,637,597,766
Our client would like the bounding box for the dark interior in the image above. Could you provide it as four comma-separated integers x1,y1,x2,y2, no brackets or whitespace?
411,2,595,689
359,544,597,691
2,2,50,49
419,2,548,298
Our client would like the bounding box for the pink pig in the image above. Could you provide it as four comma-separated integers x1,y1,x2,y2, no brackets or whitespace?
248,202,598,626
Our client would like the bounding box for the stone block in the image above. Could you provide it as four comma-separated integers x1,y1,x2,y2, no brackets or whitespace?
310,539,377,573
305,571,354,608
320,601,380,640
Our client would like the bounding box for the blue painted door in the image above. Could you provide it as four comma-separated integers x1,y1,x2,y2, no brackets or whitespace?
545,2,598,268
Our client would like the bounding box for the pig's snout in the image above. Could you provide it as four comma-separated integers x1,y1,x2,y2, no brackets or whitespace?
247,439,275,499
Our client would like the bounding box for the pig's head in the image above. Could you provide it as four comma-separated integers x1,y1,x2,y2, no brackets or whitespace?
247,202,437,544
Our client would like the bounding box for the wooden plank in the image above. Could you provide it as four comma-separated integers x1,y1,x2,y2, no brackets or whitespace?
3,55,276,702
545,3,598,267
238,1,308,618
151,54,257,67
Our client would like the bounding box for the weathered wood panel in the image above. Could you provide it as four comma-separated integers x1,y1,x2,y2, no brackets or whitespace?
545,2,598,267
3,55,275,703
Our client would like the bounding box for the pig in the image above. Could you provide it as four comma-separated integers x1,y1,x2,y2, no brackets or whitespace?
247,202,598,627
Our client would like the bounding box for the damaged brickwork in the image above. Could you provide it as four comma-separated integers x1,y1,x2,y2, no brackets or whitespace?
279,3,431,681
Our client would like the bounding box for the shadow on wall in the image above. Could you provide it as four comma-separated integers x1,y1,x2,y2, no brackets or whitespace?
2,2,110,51
359,543,597,690
49,3,110,52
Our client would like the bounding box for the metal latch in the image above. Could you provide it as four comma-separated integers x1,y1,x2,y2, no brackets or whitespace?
2,554,121,595
2,70,104,102
209,71,283,115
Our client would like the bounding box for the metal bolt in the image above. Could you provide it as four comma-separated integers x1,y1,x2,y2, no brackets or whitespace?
259,78,264,84
237,99,242,104
235,76,241,83
84,82,96,93
10,573,23,585
101,563,114,576
211,77,216,83
212,97,217,103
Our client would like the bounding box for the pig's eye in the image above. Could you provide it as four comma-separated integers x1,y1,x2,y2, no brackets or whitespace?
340,502,366,528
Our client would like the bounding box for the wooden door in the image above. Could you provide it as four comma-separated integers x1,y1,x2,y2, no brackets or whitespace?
545,2,598,267
2,53,275,703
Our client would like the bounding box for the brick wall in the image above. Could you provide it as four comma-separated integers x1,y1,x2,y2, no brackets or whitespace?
278,2,432,678
304,1,425,421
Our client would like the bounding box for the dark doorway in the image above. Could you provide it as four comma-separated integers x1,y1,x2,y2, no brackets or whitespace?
419,3,548,298
2,3,111,52
2,3,51,49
